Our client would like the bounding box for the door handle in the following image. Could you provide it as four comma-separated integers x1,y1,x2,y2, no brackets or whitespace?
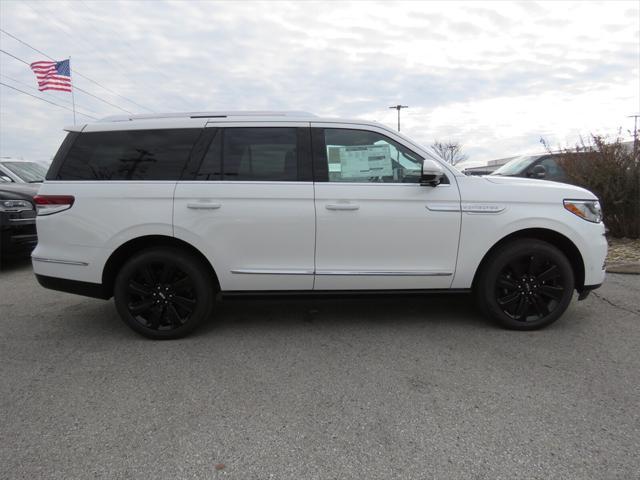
326,204,360,211
187,202,221,210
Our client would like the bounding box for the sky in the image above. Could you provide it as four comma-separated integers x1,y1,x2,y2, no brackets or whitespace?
0,0,638,167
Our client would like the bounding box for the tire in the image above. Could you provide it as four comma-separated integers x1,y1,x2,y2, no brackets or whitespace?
475,239,575,330
114,247,215,339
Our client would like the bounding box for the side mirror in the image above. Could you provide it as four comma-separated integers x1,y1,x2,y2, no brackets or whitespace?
0,175,13,183
420,159,445,187
529,164,546,179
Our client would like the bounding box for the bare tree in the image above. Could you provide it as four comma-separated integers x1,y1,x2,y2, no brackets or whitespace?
430,140,468,165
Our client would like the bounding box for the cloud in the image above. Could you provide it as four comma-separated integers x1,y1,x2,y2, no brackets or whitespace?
0,0,637,163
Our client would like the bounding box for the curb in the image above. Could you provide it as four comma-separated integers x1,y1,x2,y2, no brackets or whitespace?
606,262,640,275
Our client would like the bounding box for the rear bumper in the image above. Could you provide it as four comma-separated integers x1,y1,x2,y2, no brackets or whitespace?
35,274,111,300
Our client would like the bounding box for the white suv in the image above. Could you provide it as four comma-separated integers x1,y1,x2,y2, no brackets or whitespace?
32,111,607,339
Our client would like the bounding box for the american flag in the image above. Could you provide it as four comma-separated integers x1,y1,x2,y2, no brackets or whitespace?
29,59,72,92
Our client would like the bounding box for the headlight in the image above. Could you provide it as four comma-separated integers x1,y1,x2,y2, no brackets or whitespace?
563,199,602,223
0,199,34,212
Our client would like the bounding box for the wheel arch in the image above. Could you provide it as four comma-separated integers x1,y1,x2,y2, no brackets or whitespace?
471,228,585,291
101,235,220,298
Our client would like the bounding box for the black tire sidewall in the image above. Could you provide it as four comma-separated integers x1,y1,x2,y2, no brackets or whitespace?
114,247,214,339
477,239,575,330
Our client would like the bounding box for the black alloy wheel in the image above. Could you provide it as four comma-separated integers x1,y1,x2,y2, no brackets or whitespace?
495,254,566,322
476,239,575,330
127,262,196,330
114,248,214,339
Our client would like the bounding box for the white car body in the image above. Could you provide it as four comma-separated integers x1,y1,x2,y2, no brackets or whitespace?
32,112,606,312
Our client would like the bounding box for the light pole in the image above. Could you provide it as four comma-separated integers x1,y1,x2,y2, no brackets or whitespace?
628,114,639,157
389,105,408,131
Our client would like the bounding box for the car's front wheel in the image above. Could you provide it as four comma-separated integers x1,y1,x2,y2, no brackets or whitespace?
475,239,575,330
114,247,215,339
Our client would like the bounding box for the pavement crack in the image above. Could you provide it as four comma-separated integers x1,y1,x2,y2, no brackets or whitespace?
592,291,640,317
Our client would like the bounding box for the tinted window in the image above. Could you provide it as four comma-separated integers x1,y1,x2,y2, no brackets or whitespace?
323,129,423,183
492,155,539,176
56,129,201,180
538,157,567,181
221,128,298,181
195,129,222,181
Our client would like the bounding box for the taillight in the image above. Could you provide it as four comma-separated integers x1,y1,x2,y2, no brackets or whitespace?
33,195,75,215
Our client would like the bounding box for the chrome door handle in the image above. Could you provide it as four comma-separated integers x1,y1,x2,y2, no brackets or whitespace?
325,204,360,211
187,202,221,210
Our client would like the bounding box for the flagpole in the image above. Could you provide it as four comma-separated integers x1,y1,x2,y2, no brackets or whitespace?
69,57,76,125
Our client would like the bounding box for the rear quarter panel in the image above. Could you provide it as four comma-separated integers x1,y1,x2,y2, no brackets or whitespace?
32,181,175,283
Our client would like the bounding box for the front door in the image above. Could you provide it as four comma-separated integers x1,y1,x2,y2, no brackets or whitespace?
311,124,461,290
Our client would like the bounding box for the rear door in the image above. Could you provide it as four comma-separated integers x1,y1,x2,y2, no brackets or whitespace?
311,124,461,290
173,122,316,291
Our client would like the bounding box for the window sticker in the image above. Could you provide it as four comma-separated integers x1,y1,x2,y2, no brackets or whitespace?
330,144,393,179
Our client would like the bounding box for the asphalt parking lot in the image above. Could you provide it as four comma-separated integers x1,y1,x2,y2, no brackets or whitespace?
1,258,639,480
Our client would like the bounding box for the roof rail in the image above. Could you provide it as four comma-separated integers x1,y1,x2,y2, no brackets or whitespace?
98,111,316,122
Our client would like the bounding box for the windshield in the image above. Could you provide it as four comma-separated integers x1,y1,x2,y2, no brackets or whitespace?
1,161,47,182
492,155,541,176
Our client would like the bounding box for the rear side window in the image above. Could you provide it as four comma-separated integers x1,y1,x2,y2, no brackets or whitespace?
55,129,201,180
196,127,299,181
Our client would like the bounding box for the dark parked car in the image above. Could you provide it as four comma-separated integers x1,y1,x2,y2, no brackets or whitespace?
491,154,568,182
0,183,39,259
0,160,47,183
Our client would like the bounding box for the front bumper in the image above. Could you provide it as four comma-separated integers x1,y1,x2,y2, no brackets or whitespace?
0,211,37,255
577,282,602,301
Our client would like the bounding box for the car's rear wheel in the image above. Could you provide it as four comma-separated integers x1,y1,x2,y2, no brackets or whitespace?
114,247,214,339
475,239,575,330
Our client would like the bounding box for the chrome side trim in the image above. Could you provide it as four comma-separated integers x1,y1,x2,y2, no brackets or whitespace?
425,202,461,212
315,270,452,276
231,268,314,275
32,257,89,266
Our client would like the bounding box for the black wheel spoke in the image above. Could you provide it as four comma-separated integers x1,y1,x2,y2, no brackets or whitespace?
498,291,521,307
129,298,155,315
514,296,528,319
497,277,518,290
128,280,152,297
537,264,560,282
167,303,184,327
539,284,564,300
531,294,550,317
172,295,196,313
141,266,156,285
147,305,162,329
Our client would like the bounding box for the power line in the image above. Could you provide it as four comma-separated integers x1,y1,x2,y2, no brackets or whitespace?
0,82,97,119
0,48,132,114
0,29,140,114
0,73,102,116
77,0,194,111
6,9,156,113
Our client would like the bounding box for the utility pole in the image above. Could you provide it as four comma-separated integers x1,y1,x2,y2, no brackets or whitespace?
629,114,639,157
389,105,408,131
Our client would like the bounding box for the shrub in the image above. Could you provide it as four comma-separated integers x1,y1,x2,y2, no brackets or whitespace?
549,134,639,238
